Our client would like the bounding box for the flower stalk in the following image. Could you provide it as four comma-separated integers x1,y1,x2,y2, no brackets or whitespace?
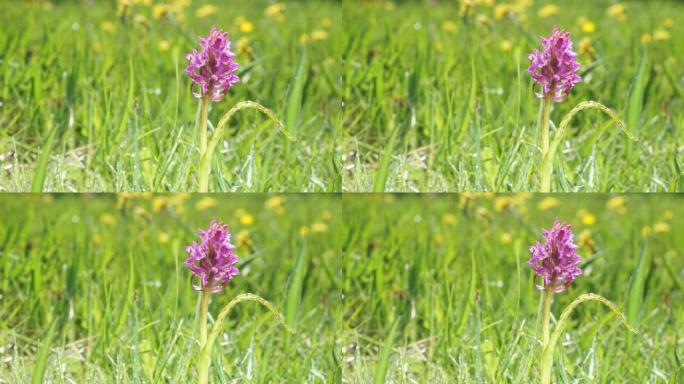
529,221,637,384
185,220,292,383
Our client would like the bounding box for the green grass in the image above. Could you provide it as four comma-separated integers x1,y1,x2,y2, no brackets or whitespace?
0,0,342,192
342,0,684,192
342,193,684,382
0,193,342,382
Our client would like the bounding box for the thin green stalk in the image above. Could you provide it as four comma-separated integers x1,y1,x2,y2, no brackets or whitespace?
197,101,292,192
539,293,637,384
198,97,210,156
541,287,553,348
538,96,553,192
197,290,211,384
196,293,293,384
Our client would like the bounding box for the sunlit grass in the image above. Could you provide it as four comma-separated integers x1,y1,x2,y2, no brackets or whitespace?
0,0,342,192
0,193,342,382
341,193,684,382
342,0,683,192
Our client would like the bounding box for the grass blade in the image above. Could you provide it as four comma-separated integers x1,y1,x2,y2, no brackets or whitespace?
456,251,476,335
372,118,398,192
372,319,398,384
30,118,57,192
626,49,648,138
31,319,57,384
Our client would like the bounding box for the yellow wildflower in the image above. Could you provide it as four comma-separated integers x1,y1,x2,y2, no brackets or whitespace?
299,226,310,237
100,213,116,225
299,33,310,45
606,196,627,214
537,4,559,18
581,20,596,33
322,17,333,28
641,226,652,237
312,30,329,41
100,21,116,33
607,3,626,21
196,4,217,18
641,33,652,44
579,37,595,55
236,37,252,57
663,17,674,28
265,2,286,21
442,213,457,225
158,40,171,52
239,213,255,226
500,232,512,245
653,222,670,233
579,230,595,248
500,39,512,52
236,229,253,249
312,222,329,233
152,4,169,20
442,20,457,33
158,232,170,244
322,210,333,221
195,197,217,211
240,20,254,33
578,209,596,226
653,30,670,41
662,210,673,221
537,197,560,211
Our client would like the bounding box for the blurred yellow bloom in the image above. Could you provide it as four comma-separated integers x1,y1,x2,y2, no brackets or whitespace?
476,14,491,27
385,1,396,11
100,21,116,33
606,196,627,214
239,213,255,226
442,213,457,225
240,20,254,33
653,222,670,233
158,40,171,52
578,37,595,56
195,197,217,211
265,2,286,21
662,210,673,221
152,4,169,20
434,233,444,246
312,222,329,233
663,17,674,28
460,0,475,16
265,196,285,209
322,210,333,221
653,30,670,41
537,197,559,211
312,30,329,41
299,226,310,237
134,206,149,220
580,212,596,226
641,33,652,44
500,39,512,52
92,234,102,246
158,232,170,244
100,213,116,225
537,4,559,18
579,230,595,248
581,20,596,33
236,229,253,249
500,232,512,245
196,4,217,18
236,37,253,57
322,17,333,28
134,14,148,26
442,20,457,33
607,3,626,21
476,206,491,220
494,4,511,20
299,33,310,45
434,41,444,53
92,42,102,53
641,226,652,237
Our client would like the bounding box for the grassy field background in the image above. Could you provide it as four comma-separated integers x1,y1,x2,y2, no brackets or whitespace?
0,0,342,192
342,0,684,192
342,194,684,382
0,194,342,382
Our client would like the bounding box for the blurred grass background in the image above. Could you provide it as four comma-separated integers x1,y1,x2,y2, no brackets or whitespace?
342,0,683,192
0,0,342,192
0,193,342,382
342,193,684,382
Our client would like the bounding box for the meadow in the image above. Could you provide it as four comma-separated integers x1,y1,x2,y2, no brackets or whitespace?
0,193,342,382
342,0,684,192
342,193,684,382
0,0,342,192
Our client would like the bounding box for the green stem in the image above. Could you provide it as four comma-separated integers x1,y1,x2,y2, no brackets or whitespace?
197,100,293,192
539,96,553,192
196,97,210,193
197,290,211,384
540,287,553,384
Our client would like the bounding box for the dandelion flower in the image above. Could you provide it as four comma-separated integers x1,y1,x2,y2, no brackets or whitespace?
528,27,581,102
653,30,671,41
528,220,582,292
537,4,559,18
196,4,217,18
185,27,240,101
185,220,239,292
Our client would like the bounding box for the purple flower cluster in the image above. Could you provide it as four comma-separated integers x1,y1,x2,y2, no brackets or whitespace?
528,219,582,292
528,27,582,102
185,219,240,292
185,27,240,102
